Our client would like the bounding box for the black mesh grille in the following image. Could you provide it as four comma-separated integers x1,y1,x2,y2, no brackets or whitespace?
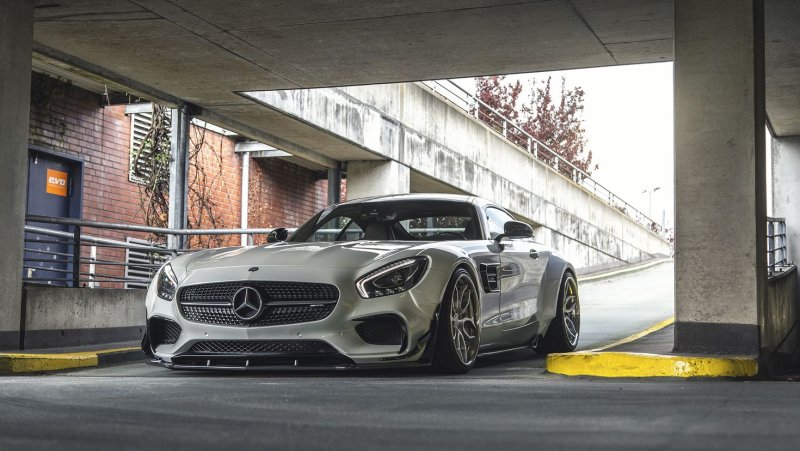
188,340,336,355
178,281,339,327
150,317,182,346
180,281,339,303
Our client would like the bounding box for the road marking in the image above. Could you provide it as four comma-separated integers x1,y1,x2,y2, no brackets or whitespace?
580,258,672,283
0,347,140,373
587,316,675,352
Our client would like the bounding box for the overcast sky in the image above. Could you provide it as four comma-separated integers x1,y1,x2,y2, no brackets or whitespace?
454,62,675,227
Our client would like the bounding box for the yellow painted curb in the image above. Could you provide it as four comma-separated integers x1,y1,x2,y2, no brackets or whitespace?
0,347,139,373
546,351,758,378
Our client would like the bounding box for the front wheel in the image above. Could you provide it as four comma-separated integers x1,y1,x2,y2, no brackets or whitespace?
536,273,580,354
432,268,480,374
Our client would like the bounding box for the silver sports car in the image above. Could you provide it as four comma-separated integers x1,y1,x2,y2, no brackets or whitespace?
142,194,580,373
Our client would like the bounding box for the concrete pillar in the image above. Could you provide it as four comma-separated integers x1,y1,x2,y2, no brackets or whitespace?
673,0,766,355
345,160,410,200
0,2,33,349
168,105,190,249
772,136,800,266
327,165,342,205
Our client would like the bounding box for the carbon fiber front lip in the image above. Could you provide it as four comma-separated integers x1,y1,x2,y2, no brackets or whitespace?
148,357,430,371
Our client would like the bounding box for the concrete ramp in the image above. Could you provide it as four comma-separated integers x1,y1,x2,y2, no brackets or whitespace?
235,83,671,272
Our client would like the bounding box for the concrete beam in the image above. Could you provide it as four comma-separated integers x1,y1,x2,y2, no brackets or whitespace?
199,109,338,169
346,161,410,200
32,43,181,107
673,0,766,356
0,1,33,350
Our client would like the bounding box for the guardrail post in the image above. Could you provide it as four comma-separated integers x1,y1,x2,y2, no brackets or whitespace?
502,120,507,137
72,225,81,288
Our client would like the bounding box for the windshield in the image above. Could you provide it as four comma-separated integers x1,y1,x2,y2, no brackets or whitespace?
288,200,480,242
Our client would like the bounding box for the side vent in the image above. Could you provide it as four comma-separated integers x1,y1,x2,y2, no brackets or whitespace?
480,263,501,293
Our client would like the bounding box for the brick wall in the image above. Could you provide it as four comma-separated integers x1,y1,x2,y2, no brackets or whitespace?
185,125,241,249
27,72,332,287
248,158,328,244
29,73,146,288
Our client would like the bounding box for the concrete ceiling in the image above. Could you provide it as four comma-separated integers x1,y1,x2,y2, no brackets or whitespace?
31,0,800,137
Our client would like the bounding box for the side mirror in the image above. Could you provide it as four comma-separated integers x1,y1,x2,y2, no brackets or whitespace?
267,227,289,243
495,220,533,245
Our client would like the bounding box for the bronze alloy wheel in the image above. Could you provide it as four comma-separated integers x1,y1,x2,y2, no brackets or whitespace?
561,275,580,348
449,272,479,365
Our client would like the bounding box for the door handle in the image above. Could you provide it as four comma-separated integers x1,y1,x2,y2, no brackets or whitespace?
529,250,539,260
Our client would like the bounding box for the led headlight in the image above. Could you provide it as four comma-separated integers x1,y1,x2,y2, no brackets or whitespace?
156,263,178,301
356,257,428,298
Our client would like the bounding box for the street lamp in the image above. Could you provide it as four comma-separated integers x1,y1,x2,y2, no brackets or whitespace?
641,186,661,218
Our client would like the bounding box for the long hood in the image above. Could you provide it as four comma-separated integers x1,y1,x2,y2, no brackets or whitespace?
177,241,426,272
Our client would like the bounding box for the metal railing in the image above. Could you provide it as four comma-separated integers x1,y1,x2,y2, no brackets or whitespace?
420,79,665,235
767,217,789,274
23,215,282,288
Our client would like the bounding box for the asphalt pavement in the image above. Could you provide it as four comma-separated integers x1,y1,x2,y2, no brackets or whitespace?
5,260,799,450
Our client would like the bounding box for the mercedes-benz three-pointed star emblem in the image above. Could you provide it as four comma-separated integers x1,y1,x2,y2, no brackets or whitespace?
231,286,263,321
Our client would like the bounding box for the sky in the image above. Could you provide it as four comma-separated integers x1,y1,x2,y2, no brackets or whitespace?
453,62,675,228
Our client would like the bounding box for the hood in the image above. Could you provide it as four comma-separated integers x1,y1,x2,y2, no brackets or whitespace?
176,241,425,272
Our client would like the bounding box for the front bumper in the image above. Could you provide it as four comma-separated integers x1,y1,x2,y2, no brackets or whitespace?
144,265,449,368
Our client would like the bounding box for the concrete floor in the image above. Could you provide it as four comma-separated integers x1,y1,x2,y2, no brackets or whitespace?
6,261,797,450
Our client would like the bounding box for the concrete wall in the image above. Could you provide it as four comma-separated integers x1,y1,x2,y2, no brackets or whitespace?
246,83,671,272
23,287,145,349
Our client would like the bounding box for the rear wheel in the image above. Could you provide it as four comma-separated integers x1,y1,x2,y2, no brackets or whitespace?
536,273,580,354
432,268,480,374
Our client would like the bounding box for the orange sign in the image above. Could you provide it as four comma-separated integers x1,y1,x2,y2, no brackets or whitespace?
46,169,68,197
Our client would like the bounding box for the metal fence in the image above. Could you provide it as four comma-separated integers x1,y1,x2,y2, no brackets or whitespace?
24,215,280,288
767,217,789,274
420,79,664,236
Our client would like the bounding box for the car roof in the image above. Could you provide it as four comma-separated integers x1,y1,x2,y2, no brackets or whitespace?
337,193,478,206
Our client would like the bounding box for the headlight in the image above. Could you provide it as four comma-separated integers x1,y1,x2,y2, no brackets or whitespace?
156,263,178,301
356,257,428,298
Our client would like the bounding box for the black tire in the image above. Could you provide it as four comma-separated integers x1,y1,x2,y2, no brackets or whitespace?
536,272,580,354
432,268,481,374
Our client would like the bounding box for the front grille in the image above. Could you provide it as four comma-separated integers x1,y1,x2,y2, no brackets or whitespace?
188,340,336,355
178,281,339,327
180,281,339,303
181,303,337,327
150,317,182,347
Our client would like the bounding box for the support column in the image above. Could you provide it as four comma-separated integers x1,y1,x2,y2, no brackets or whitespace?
345,160,410,201
327,164,342,205
674,0,766,355
168,105,190,249
0,2,33,349
771,136,800,266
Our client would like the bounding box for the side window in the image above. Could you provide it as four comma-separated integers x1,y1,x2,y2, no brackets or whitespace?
308,216,363,242
486,207,515,239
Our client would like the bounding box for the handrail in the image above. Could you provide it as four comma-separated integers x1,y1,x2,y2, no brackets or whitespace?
420,79,665,234
26,215,276,236
22,216,289,288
